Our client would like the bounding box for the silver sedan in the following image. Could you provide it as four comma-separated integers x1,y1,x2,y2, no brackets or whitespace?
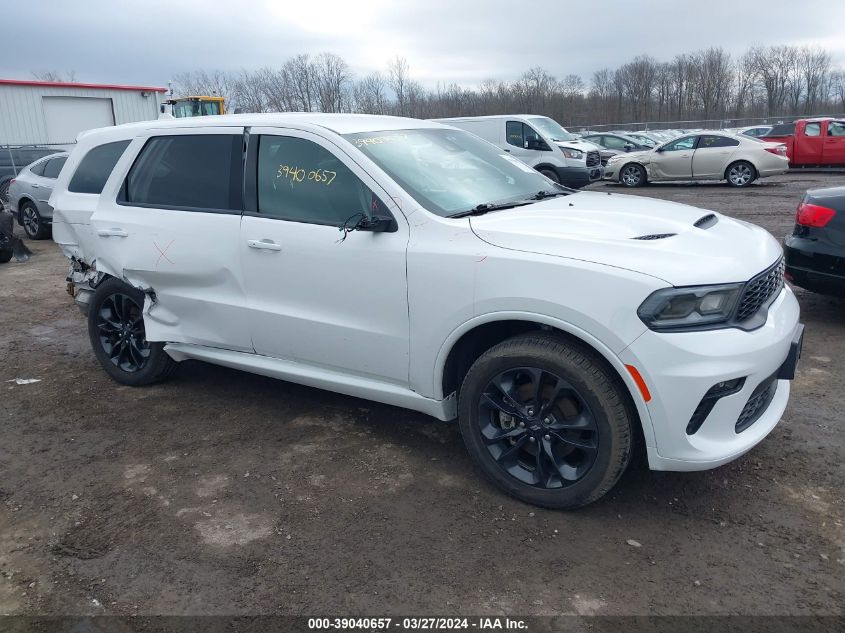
9,152,68,239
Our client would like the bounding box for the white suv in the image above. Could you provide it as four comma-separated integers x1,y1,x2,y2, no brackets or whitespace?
51,114,803,509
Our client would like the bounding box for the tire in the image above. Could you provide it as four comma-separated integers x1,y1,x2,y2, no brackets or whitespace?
619,163,646,187
87,278,178,386
458,333,633,509
538,168,561,184
0,248,12,264
20,201,50,240
726,161,756,187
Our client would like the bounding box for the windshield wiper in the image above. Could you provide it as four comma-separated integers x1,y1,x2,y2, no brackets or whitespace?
449,200,533,218
528,189,569,200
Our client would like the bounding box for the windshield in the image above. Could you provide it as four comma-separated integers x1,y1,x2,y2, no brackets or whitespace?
344,128,566,217
527,117,576,142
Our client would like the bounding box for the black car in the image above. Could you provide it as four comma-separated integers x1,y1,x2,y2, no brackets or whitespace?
1,146,57,203
783,186,845,297
581,133,651,154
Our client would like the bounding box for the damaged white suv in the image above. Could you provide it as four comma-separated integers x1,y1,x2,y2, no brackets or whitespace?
52,114,803,509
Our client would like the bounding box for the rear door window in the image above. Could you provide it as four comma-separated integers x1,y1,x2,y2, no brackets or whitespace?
828,122,845,137
805,123,821,137
29,160,47,177
42,156,67,179
68,141,130,194
698,136,740,148
122,134,242,211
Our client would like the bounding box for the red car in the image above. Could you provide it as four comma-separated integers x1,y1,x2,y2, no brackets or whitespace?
763,118,845,166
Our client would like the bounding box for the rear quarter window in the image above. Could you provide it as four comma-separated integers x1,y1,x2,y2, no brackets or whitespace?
68,141,131,194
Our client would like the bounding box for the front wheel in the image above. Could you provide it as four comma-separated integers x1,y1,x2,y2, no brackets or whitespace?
87,278,178,386
538,168,561,184
458,333,633,509
619,163,646,187
726,161,756,187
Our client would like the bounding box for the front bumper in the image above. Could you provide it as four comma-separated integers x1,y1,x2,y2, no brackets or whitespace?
555,165,602,189
620,285,801,471
783,235,845,297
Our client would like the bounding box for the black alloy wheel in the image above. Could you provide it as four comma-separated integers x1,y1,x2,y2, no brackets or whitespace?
477,367,599,488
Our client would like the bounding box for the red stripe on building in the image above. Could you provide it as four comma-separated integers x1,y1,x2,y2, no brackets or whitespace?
0,79,167,93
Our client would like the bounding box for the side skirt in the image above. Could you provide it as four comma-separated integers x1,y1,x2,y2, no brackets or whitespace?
164,342,457,421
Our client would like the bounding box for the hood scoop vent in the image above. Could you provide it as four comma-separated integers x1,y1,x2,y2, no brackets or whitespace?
694,213,718,229
632,233,677,241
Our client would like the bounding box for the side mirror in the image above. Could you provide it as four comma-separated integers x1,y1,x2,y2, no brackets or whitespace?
624,143,635,152
358,214,398,233
655,146,664,153
524,138,540,150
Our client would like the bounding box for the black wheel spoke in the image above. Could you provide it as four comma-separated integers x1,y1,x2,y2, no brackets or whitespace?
96,292,150,373
482,426,527,445
477,365,600,490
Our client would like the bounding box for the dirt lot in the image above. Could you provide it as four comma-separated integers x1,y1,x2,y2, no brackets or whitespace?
1,173,843,618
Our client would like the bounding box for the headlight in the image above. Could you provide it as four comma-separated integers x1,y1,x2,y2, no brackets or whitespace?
637,284,743,331
561,148,583,160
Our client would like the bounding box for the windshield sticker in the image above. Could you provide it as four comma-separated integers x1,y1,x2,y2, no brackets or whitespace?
354,134,408,148
277,165,337,185
499,154,536,173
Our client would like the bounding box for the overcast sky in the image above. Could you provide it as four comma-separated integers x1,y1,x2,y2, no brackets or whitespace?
3,0,845,89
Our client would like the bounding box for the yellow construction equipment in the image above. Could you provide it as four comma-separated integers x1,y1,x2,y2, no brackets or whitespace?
161,96,225,118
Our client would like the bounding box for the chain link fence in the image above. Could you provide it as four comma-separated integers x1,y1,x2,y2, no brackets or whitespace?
577,113,845,133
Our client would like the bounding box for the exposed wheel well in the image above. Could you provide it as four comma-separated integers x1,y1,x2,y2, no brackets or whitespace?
441,319,647,462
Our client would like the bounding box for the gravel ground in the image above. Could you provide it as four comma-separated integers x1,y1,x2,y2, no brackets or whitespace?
0,172,843,617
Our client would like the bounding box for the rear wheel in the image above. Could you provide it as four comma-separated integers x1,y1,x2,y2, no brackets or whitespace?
619,163,646,187
87,278,178,386
458,333,633,509
726,161,756,187
20,202,50,240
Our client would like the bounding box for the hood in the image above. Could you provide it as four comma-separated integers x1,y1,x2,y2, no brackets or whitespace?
556,140,600,153
469,191,783,287
608,148,653,163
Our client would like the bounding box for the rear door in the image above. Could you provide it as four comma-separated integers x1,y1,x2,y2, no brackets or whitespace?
822,121,845,165
36,156,67,217
692,135,739,178
91,127,253,350
795,121,824,163
651,135,697,179
240,127,410,382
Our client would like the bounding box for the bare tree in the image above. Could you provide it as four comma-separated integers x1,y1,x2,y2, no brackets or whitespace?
353,72,390,114
31,70,77,82
387,56,410,116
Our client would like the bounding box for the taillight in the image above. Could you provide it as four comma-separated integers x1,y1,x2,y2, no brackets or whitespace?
765,145,787,156
796,202,836,227
9,179,15,185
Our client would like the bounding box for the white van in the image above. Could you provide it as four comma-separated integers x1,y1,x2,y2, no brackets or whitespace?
433,115,603,188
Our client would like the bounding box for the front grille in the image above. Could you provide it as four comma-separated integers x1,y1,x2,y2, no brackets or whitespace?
735,373,778,433
586,151,601,167
736,258,785,322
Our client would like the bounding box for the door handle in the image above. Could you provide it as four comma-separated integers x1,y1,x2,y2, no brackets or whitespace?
31,184,40,189
247,239,282,251
97,228,128,237
504,149,512,152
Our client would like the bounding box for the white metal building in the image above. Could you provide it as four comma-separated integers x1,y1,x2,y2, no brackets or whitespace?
0,79,166,145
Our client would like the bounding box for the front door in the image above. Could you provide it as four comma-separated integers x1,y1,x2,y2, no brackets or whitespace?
692,135,739,178
651,135,697,179
240,128,410,384
91,127,253,351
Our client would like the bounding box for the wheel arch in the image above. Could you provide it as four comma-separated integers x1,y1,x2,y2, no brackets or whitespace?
15,195,37,222
724,159,757,181
618,161,647,183
435,312,655,450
